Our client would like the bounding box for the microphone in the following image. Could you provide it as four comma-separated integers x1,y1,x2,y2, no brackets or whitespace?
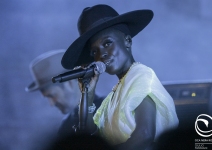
52,61,106,83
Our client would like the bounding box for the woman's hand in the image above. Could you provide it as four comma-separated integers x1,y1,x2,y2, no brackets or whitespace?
76,65,101,134
78,66,100,105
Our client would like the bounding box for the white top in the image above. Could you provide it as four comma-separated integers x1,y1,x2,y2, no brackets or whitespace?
93,63,179,145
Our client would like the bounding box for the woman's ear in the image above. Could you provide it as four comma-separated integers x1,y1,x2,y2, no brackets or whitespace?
124,35,132,50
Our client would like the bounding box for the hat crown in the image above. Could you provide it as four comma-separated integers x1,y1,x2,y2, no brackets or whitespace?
26,49,68,92
77,4,119,35
62,4,153,69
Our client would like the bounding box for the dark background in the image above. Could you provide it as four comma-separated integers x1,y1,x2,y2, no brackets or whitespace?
0,0,211,149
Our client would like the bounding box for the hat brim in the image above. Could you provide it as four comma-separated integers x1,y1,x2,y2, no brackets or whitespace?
62,10,153,69
25,82,40,92
25,81,51,92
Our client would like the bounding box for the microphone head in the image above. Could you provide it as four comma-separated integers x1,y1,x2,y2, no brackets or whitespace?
94,61,106,74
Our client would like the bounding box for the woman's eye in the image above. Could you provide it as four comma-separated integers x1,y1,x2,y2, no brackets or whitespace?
90,50,97,56
104,41,112,47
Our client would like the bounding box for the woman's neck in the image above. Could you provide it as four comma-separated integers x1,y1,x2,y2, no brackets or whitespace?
117,59,135,80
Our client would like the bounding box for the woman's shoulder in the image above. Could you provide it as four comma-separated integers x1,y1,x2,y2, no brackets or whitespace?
123,63,156,89
129,63,155,78
135,63,154,72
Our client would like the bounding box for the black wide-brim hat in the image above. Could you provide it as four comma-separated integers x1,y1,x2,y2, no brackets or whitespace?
62,4,154,69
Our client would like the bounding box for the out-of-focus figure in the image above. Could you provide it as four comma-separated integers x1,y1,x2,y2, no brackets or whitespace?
25,49,104,138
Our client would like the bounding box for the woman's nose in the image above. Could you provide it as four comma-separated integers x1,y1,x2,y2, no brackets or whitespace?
99,49,107,59
101,53,107,59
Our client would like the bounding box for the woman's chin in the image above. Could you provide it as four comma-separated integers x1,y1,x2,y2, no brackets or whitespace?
106,68,117,75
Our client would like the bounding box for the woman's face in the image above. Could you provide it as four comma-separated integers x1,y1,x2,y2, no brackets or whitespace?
89,28,132,75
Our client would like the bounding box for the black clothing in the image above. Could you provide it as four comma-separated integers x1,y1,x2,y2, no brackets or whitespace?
57,94,104,138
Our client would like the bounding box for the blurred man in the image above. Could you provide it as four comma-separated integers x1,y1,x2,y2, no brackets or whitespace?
25,49,104,138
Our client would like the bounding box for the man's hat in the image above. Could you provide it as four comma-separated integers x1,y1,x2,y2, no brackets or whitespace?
61,4,153,69
25,49,68,92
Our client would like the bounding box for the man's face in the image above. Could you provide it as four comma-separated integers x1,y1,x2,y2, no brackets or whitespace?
40,82,79,114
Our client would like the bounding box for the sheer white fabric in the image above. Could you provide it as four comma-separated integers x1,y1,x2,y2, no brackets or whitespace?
93,63,179,145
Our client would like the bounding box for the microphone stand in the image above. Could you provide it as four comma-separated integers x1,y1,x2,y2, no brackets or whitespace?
77,77,90,135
